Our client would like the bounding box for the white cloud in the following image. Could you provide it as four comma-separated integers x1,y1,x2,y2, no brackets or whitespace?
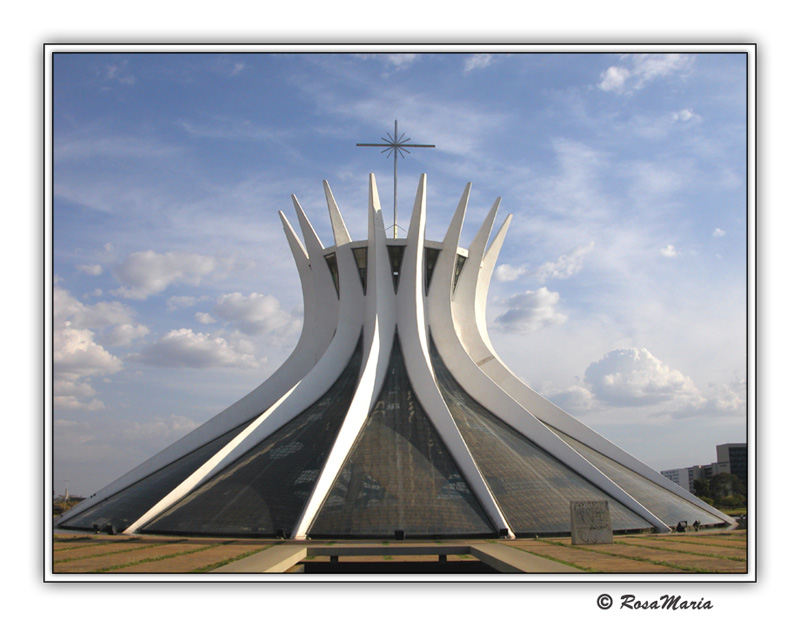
713,228,726,238
584,347,703,408
53,285,147,410
464,54,495,73
77,264,103,276
55,285,139,329
212,291,299,336
495,263,528,282
495,287,567,332
100,323,150,347
54,323,122,398
535,242,595,281
112,250,232,299
136,328,263,369
195,312,216,324
53,378,106,412
598,65,630,92
599,54,693,94
660,244,678,258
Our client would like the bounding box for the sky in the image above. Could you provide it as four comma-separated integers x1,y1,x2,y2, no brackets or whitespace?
50,48,749,498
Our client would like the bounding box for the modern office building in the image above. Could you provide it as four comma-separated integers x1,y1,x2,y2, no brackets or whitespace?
717,443,747,486
56,175,735,538
661,443,747,494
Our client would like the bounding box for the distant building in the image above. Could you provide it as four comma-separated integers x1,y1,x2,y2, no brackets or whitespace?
661,443,746,494
717,443,747,486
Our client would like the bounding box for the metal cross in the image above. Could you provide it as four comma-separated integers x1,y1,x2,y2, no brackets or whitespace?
357,120,435,238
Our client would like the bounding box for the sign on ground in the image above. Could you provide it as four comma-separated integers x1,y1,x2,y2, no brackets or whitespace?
570,500,613,545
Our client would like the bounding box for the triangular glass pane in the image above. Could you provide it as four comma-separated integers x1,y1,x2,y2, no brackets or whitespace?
310,336,494,538
429,340,653,535
57,419,255,533
140,338,364,537
324,252,339,298
452,253,467,293
546,427,729,527
386,245,405,293
424,247,440,296
351,247,368,295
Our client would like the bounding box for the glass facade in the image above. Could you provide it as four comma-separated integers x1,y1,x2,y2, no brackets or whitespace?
386,245,405,293
139,338,364,537
310,336,495,538
58,420,255,532
546,427,728,527
324,252,339,298
351,247,368,294
429,342,652,535
452,253,467,293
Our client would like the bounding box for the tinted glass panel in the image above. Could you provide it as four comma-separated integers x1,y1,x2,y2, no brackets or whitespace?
324,252,339,298
57,420,254,532
351,247,367,294
452,254,467,293
546,427,728,527
424,247,440,295
429,342,651,535
310,336,494,538
386,245,405,293
140,339,364,537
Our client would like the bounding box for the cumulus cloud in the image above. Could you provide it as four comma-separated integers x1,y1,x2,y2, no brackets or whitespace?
544,349,745,421
584,347,703,408
713,228,726,238
212,292,299,336
495,287,567,332
54,324,123,380
54,324,121,411
495,263,529,282
136,328,263,369
195,312,216,324
53,284,147,410
112,251,232,300
599,54,693,94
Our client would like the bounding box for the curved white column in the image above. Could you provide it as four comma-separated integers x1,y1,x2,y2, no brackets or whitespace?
123,194,367,533
454,204,734,526
58,205,336,526
61,173,734,536
429,193,672,533
396,175,513,536
292,174,396,539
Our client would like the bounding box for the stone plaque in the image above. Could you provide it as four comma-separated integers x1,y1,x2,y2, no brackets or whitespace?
570,500,613,545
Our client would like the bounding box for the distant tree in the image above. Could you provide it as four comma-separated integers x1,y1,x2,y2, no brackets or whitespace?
709,473,746,505
692,478,710,498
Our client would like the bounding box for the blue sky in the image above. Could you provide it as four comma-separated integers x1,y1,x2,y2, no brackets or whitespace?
51,49,748,497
